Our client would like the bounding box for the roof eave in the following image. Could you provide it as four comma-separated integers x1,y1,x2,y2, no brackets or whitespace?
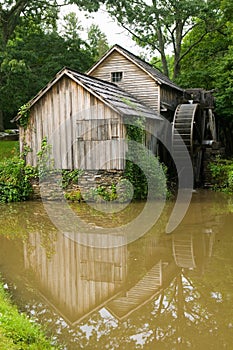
86,45,117,75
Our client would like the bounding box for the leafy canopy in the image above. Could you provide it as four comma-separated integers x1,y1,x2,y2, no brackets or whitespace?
0,3,108,127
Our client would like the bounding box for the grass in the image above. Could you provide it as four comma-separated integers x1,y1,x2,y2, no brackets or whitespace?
0,281,60,349
0,141,19,160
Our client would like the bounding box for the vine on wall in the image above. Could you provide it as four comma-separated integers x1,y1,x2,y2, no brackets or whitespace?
124,116,167,200
18,103,31,130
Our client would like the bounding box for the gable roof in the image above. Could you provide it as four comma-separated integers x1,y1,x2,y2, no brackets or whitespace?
14,67,162,122
87,44,183,92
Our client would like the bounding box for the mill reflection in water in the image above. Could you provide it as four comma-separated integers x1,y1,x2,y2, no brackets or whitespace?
23,227,215,325
0,190,232,349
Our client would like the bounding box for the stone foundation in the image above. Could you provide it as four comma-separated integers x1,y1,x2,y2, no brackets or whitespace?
30,170,124,201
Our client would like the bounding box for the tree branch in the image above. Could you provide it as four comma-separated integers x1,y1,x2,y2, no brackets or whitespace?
178,23,225,65
119,21,162,54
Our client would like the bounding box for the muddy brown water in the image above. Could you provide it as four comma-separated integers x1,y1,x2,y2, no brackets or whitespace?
0,190,232,349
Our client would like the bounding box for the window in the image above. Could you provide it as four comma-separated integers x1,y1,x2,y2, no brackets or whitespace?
111,71,123,83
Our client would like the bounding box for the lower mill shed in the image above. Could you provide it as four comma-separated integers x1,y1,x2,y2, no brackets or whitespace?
15,67,162,171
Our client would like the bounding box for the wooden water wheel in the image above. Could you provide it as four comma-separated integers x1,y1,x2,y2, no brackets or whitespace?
172,103,204,184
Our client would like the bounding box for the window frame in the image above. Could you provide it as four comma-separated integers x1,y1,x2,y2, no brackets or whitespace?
111,71,123,83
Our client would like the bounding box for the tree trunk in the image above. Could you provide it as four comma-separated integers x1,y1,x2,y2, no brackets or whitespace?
0,110,4,131
173,20,183,79
173,54,181,80
161,50,169,77
156,24,169,77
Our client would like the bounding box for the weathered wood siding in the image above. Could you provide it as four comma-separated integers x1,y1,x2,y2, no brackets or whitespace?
89,51,160,113
160,85,183,111
145,119,159,155
24,232,127,324
21,76,126,170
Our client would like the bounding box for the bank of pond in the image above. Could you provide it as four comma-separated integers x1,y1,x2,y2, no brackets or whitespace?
0,280,60,349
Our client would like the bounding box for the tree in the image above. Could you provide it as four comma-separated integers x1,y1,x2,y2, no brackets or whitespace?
87,24,109,62
71,0,223,79
0,0,60,130
0,27,66,126
0,1,109,130
176,10,233,154
176,22,228,89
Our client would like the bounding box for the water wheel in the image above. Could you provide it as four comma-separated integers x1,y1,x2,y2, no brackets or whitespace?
172,103,204,184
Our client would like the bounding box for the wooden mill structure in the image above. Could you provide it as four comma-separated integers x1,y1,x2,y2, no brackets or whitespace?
87,45,219,184
171,89,217,183
14,44,220,184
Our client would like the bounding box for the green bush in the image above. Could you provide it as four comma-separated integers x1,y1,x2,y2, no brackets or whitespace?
209,158,233,193
124,145,168,200
0,157,36,203
115,178,134,202
124,117,168,200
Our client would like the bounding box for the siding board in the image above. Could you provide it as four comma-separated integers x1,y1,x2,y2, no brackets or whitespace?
89,51,160,112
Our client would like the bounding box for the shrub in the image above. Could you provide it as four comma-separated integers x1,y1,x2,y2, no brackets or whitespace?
209,157,233,193
124,150,168,200
124,116,168,200
0,157,36,203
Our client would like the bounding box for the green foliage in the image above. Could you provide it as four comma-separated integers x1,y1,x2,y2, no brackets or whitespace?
72,181,134,203
87,24,109,61
124,117,167,200
75,0,222,78
0,280,59,349
116,178,134,202
37,137,54,179
176,13,233,154
209,157,233,193
0,137,36,204
86,184,118,202
177,16,229,88
64,189,82,202
124,156,167,200
18,103,30,129
62,169,83,201
61,169,83,189
0,157,36,203
0,141,19,159
213,42,233,118
125,116,145,143
0,4,109,128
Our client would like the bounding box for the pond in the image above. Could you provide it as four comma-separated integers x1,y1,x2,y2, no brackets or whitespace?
0,190,232,349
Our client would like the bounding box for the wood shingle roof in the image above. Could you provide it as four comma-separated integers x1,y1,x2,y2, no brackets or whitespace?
14,67,163,122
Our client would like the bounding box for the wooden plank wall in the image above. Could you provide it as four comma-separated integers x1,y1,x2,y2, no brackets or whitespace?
24,232,127,323
21,77,126,170
145,119,160,156
160,85,183,111
89,51,160,113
